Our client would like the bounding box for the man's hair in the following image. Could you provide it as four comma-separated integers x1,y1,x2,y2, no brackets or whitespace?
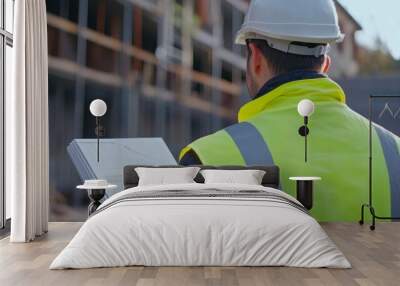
246,39,325,75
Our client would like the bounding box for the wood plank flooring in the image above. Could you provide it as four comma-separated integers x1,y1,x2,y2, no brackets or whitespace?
0,222,399,286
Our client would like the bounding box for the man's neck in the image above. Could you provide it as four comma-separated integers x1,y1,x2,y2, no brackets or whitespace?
254,70,326,100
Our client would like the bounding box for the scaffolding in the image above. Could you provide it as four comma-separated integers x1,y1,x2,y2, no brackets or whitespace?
47,0,248,148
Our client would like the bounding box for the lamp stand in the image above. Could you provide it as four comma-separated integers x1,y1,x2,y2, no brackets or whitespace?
96,117,100,162
360,95,400,230
94,117,105,162
298,116,310,162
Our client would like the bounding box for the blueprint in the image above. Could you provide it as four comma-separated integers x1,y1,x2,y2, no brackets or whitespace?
67,138,177,197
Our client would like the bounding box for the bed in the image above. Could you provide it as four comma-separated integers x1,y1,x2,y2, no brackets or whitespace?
50,165,350,269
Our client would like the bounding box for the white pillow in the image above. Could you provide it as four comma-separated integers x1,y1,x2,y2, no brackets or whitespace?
135,167,200,186
200,169,266,185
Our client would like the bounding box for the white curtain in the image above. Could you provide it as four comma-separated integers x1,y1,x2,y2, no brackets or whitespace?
7,0,49,242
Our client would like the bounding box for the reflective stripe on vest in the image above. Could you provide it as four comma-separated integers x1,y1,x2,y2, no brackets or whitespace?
225,122,274,165
374,125,400,217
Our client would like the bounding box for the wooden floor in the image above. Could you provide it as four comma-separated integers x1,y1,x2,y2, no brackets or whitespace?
0,222,399,286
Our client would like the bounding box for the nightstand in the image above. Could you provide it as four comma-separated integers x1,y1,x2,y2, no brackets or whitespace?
289,177,321,210
77,180,117,216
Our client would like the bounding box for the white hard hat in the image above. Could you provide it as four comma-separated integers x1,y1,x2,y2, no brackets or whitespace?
236,0,344,57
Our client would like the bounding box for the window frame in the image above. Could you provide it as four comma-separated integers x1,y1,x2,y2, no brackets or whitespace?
0,0,14,230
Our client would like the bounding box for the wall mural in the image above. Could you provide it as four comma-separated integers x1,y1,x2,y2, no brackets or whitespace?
45,0,400,223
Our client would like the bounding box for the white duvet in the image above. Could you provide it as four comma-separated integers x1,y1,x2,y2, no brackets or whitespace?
50,183,350,269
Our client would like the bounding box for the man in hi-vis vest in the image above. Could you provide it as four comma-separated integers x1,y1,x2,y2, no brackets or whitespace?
179,0,400,221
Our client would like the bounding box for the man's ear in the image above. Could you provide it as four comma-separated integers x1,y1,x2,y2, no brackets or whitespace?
322,55,331,74
248,43,262,74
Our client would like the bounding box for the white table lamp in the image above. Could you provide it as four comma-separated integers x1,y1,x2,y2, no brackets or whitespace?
89,99,107,162
298,99,314,117
297,99,315,162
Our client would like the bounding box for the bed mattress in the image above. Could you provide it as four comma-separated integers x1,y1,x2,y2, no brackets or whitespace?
50,183,350,269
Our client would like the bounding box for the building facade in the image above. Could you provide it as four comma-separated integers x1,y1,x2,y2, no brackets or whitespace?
329,1,362,78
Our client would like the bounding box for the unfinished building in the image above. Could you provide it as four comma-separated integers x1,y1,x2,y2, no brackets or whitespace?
46,0,250,220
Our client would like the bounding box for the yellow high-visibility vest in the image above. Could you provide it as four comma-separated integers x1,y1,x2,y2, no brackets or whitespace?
180,76,400,221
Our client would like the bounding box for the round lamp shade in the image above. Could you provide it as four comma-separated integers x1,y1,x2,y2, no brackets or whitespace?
297,99,315,117
90,99,107,117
